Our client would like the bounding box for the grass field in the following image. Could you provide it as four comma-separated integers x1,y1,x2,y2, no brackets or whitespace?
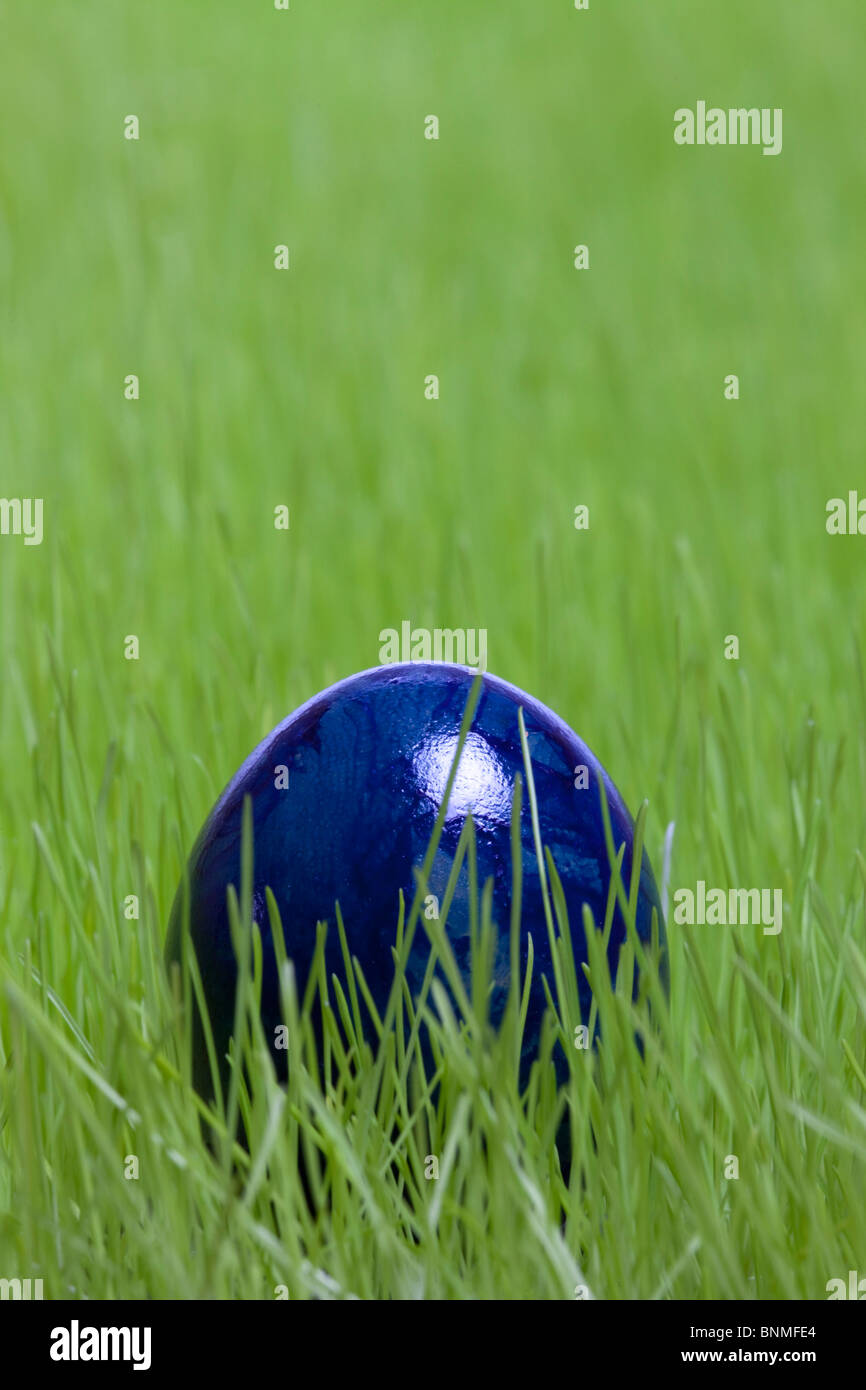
2,0,866,1300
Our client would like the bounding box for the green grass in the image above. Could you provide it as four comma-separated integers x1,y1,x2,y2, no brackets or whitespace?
2,0,866,1299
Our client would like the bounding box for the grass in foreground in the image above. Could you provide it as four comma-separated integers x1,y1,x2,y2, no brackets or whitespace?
1,672,865,1301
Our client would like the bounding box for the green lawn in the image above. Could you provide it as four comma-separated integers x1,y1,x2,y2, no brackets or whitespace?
1,0,865,1299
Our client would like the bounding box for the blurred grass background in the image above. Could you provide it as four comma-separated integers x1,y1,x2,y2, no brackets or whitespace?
1,0,866,1299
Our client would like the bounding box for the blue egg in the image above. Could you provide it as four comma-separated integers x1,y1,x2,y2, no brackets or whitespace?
166,663,665,1100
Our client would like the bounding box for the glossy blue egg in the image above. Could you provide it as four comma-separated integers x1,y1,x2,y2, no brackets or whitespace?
166,663,665,1099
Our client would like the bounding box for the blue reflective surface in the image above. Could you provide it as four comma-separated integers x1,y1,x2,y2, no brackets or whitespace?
166,662,665,1099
